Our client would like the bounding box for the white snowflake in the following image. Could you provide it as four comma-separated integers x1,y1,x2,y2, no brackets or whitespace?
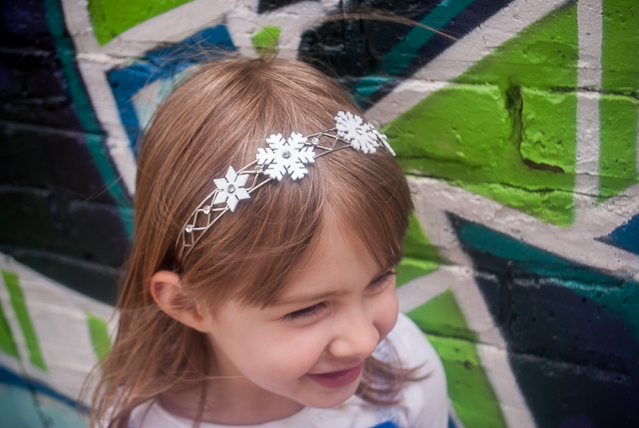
213,166,250,212
334,111,380,154
256,132,316,181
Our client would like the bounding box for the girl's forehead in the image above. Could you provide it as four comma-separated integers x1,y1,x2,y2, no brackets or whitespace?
269,222,381,303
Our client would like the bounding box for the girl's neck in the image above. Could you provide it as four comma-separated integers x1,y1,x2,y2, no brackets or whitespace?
159,378,305,425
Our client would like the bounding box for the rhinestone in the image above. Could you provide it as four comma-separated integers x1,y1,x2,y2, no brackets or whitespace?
185,224,193,233
282,150,291,159
255,164,264,173
311,138,319,145
227,184,236,193
356,127,363,134
202,205,210,214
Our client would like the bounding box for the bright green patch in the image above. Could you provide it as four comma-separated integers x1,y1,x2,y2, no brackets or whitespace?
87,313,112,365
601,0,639,95
1,271,46,371
408,288,478,342
599,94,639,200
0,299,19,358
457,3,578,91
87,0,194,45
397,212,442,286
520,88,577,174
403,212,443,263
408,289,505,427
396,258,439,287
251,26,281,57
427,334,506,428
386,4,579,226
386,83,575,226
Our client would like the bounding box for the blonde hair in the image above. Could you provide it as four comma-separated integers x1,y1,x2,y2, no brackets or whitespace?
90,57,416,427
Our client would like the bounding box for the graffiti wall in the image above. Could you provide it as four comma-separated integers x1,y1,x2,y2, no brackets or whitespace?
1,0,637,427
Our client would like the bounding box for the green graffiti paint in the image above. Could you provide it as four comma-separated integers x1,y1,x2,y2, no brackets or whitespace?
1,271,46,371
0,298,19,358
601,0,639,95
521,88,577,174
427,334,506,428
409,291,505,426
386,4,579,226
404,212,443,263
386,83,575,225
42,0,134,238
87,0,193,45
457,3,578,91
87,313,112,364
396,258,439,287
408,288,478,342
397,212,442,285
251,26,281,57
599,94,639,200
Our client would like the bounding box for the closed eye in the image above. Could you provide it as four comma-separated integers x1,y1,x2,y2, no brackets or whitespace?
367,270,396,291
282,302,327,321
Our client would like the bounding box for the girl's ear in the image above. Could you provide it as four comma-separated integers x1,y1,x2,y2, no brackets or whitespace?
149,271,210,333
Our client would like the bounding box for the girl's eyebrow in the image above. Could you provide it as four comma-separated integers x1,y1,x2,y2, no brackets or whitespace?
269,289,349,307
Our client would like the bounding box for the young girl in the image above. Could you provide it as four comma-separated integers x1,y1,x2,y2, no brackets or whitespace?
91,57,447,428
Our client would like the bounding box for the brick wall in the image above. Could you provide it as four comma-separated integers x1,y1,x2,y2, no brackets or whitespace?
1,1,637,427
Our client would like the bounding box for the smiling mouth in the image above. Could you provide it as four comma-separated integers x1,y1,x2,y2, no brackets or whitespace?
306,362,364,389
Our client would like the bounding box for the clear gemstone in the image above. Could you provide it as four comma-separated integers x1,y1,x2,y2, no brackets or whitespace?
203,205,210,214
227,184,236,193
185,224,193,233
255,164,263,173
356,127,363,134
311,138,319,145
282,150,291,159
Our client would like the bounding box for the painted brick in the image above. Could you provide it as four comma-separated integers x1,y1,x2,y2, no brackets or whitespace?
0,124,113,204
0,187,128,268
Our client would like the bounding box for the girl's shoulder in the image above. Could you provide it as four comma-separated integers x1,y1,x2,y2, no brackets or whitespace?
377,312,449,428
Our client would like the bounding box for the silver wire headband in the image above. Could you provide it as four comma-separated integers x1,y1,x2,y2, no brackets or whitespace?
177,111,396,260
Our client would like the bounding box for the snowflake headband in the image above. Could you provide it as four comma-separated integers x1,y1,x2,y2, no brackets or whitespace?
177,111,396,260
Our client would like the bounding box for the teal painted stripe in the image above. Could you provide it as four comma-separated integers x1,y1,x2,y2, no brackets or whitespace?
354,0,475,96
458,223,639,341
42,0,134,239
86,312,112,365
0,297,19,359
2,271,47,371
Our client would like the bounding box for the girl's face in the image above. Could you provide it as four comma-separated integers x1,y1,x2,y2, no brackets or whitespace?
201,219,399,413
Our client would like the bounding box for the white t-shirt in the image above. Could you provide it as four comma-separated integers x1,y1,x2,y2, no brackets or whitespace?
129,313,448,428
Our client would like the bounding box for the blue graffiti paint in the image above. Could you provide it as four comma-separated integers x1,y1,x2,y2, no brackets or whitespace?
458,221,620,286
600,214,639,256
353,0,475,101
450,215,639,427
0,365,83,411
41,0,134,237
451,216,639,340
108,25,236,152
350,0,514,107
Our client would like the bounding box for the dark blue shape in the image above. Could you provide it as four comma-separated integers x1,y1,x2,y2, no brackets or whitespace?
371,421,398,428
452,215,625,287
599,214,639,256
298,0,514,108
449,214,639,428
108,25,236,151
0,364,85,411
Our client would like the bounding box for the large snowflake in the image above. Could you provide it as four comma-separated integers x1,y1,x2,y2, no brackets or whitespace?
334,111,381,154
256,132,316,181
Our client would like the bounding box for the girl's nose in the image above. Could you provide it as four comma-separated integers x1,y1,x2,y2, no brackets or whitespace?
328,308,379,359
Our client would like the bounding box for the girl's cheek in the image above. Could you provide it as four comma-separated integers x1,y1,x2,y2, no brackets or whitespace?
375,286,399,340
